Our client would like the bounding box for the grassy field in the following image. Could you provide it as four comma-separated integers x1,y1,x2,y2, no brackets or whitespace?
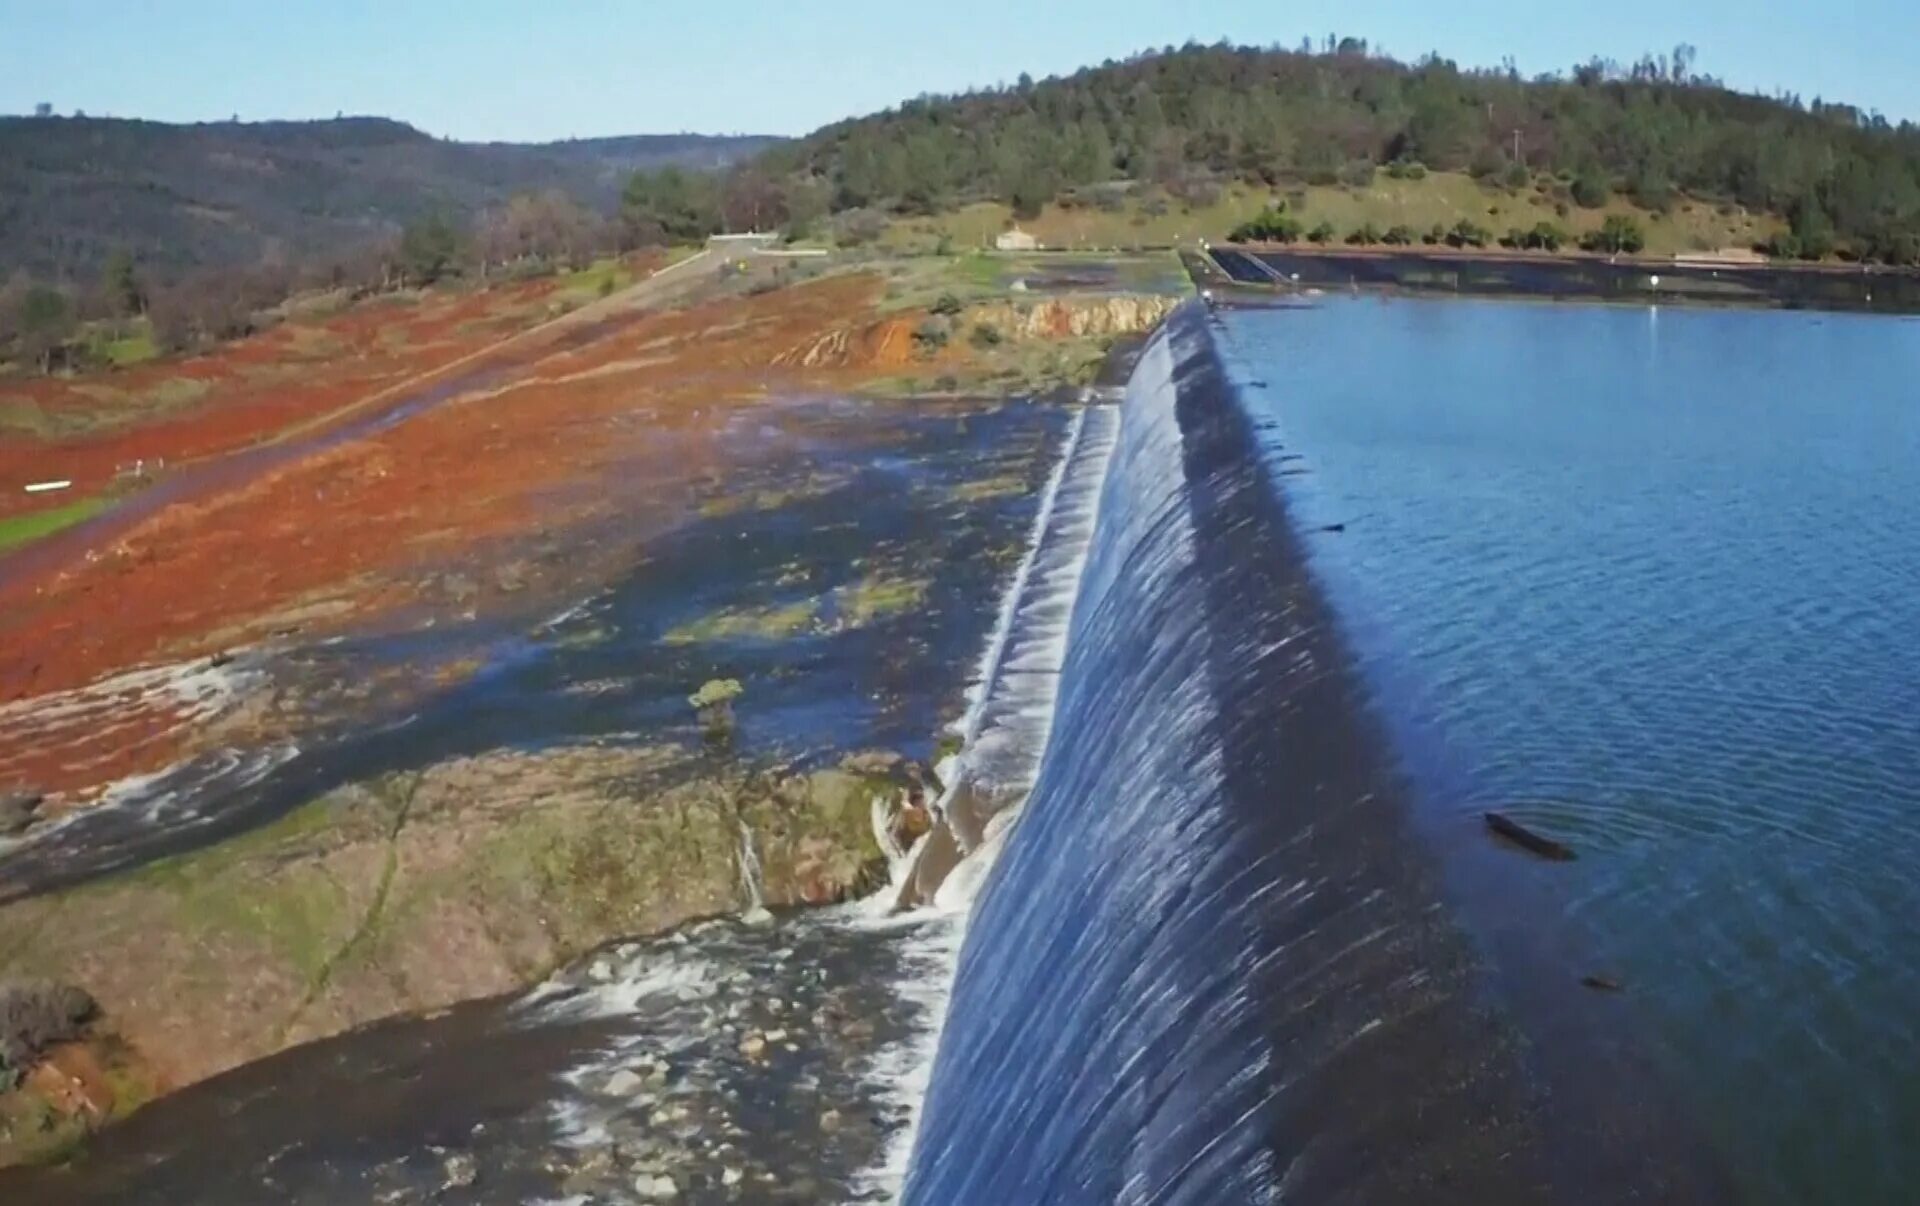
0,495,110,552
875,173,1781,258
871,250,1188,312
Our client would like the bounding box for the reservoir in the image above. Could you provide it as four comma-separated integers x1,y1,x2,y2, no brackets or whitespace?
1217,297,1920,1205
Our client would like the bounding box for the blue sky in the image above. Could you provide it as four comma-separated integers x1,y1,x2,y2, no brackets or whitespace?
2,1,1913,141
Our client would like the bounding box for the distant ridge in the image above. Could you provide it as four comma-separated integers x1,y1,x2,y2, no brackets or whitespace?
0,115,781,279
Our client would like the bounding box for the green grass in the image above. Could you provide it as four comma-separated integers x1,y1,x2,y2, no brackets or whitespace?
555,256,638,303
0,496,111,552
1280,172,1777,256
95,327,158,368
872,250,1186,313
873,174,1779,259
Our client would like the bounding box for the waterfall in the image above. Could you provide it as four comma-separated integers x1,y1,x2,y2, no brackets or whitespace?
736,821,769,925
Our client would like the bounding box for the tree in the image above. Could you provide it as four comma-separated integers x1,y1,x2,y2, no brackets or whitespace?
9,284,77,373
1307,221,1337,244
101,250,146,317
1571,165,1611,208
622,167,721,245
782,176,831,241
397,212,463,285
1787,195,1836,259
722,168,789,233
1345,222,1384,245
1582,214,1646,254
473,191,598,274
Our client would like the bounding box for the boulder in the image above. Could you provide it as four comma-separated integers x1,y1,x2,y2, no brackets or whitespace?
0,792,44,836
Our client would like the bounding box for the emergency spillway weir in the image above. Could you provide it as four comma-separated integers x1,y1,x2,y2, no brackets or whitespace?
899,303,1736,1205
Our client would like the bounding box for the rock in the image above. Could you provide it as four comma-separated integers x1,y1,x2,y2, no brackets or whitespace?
604,1068,644,1096
763,1028,789,1045
633,1172,680,1199
0,791,45,836
441,1152,477,1189
722,1166,744,1187
739,1033,768,1060
819,1108,843,1133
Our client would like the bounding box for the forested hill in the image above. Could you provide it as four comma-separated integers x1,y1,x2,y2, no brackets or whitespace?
0,116,778,279
765,42,1920,263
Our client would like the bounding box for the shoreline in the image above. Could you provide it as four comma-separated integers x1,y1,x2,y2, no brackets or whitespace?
1211,244,1920,313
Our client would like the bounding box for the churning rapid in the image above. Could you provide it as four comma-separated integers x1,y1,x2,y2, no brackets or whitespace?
900,304,1736,1204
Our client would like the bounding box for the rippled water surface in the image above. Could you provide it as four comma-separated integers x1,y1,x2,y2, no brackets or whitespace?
1221,297,1920,1204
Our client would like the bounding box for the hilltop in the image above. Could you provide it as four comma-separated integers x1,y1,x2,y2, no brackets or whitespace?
763,41,1920,264
0,115,778,278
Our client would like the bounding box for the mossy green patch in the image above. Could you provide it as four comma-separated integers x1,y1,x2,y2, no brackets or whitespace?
832,574,930,628
949,474,1031,504
662,597,820,645
0,497,111,553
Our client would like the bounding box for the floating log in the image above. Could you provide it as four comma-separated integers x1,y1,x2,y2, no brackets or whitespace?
1580,974,1623,992
1483,811,1577,861
1318,523,1347,533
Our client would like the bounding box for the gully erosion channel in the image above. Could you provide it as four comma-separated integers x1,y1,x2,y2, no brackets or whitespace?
18,296,1871,1203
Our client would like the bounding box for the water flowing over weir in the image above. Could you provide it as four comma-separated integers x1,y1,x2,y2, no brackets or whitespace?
902,304,1736,1205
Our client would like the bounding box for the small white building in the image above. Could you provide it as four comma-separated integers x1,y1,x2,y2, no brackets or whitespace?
995,228,1039,252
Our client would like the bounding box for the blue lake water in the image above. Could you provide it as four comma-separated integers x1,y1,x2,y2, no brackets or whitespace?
1220,297,1920,1204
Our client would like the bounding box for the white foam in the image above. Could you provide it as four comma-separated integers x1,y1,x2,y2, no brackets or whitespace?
849,401,1122,1202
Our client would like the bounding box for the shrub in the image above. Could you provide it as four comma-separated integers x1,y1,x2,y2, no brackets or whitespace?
1385,159,1427,180
1581,214,1647,254
1339,159,1376,188
832,208,888,247
970,322,1004,348
1632,169,1675,212
0,981,97,1088
688,678,744,746
1382,224,1417,246
1307,221,1337,245
1345,222,1384,246
1504,161,1532,190
1424,222,1448,245
930,292,965,317
1171,175,1223,209
1446,219,1492,248
1227,205,1304,243
912,316,951,350
1571,167,1611,209
1526,221,1569,251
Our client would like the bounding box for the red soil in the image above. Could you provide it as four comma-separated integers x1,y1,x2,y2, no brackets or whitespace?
0,268,894,799
0,276,592,516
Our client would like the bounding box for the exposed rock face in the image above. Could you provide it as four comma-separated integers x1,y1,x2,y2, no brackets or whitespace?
0,745,908,1114
777,293,1178,370
969,295,1181,340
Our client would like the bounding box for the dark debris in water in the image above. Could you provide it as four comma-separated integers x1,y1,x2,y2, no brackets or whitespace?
1483,811,1578,861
